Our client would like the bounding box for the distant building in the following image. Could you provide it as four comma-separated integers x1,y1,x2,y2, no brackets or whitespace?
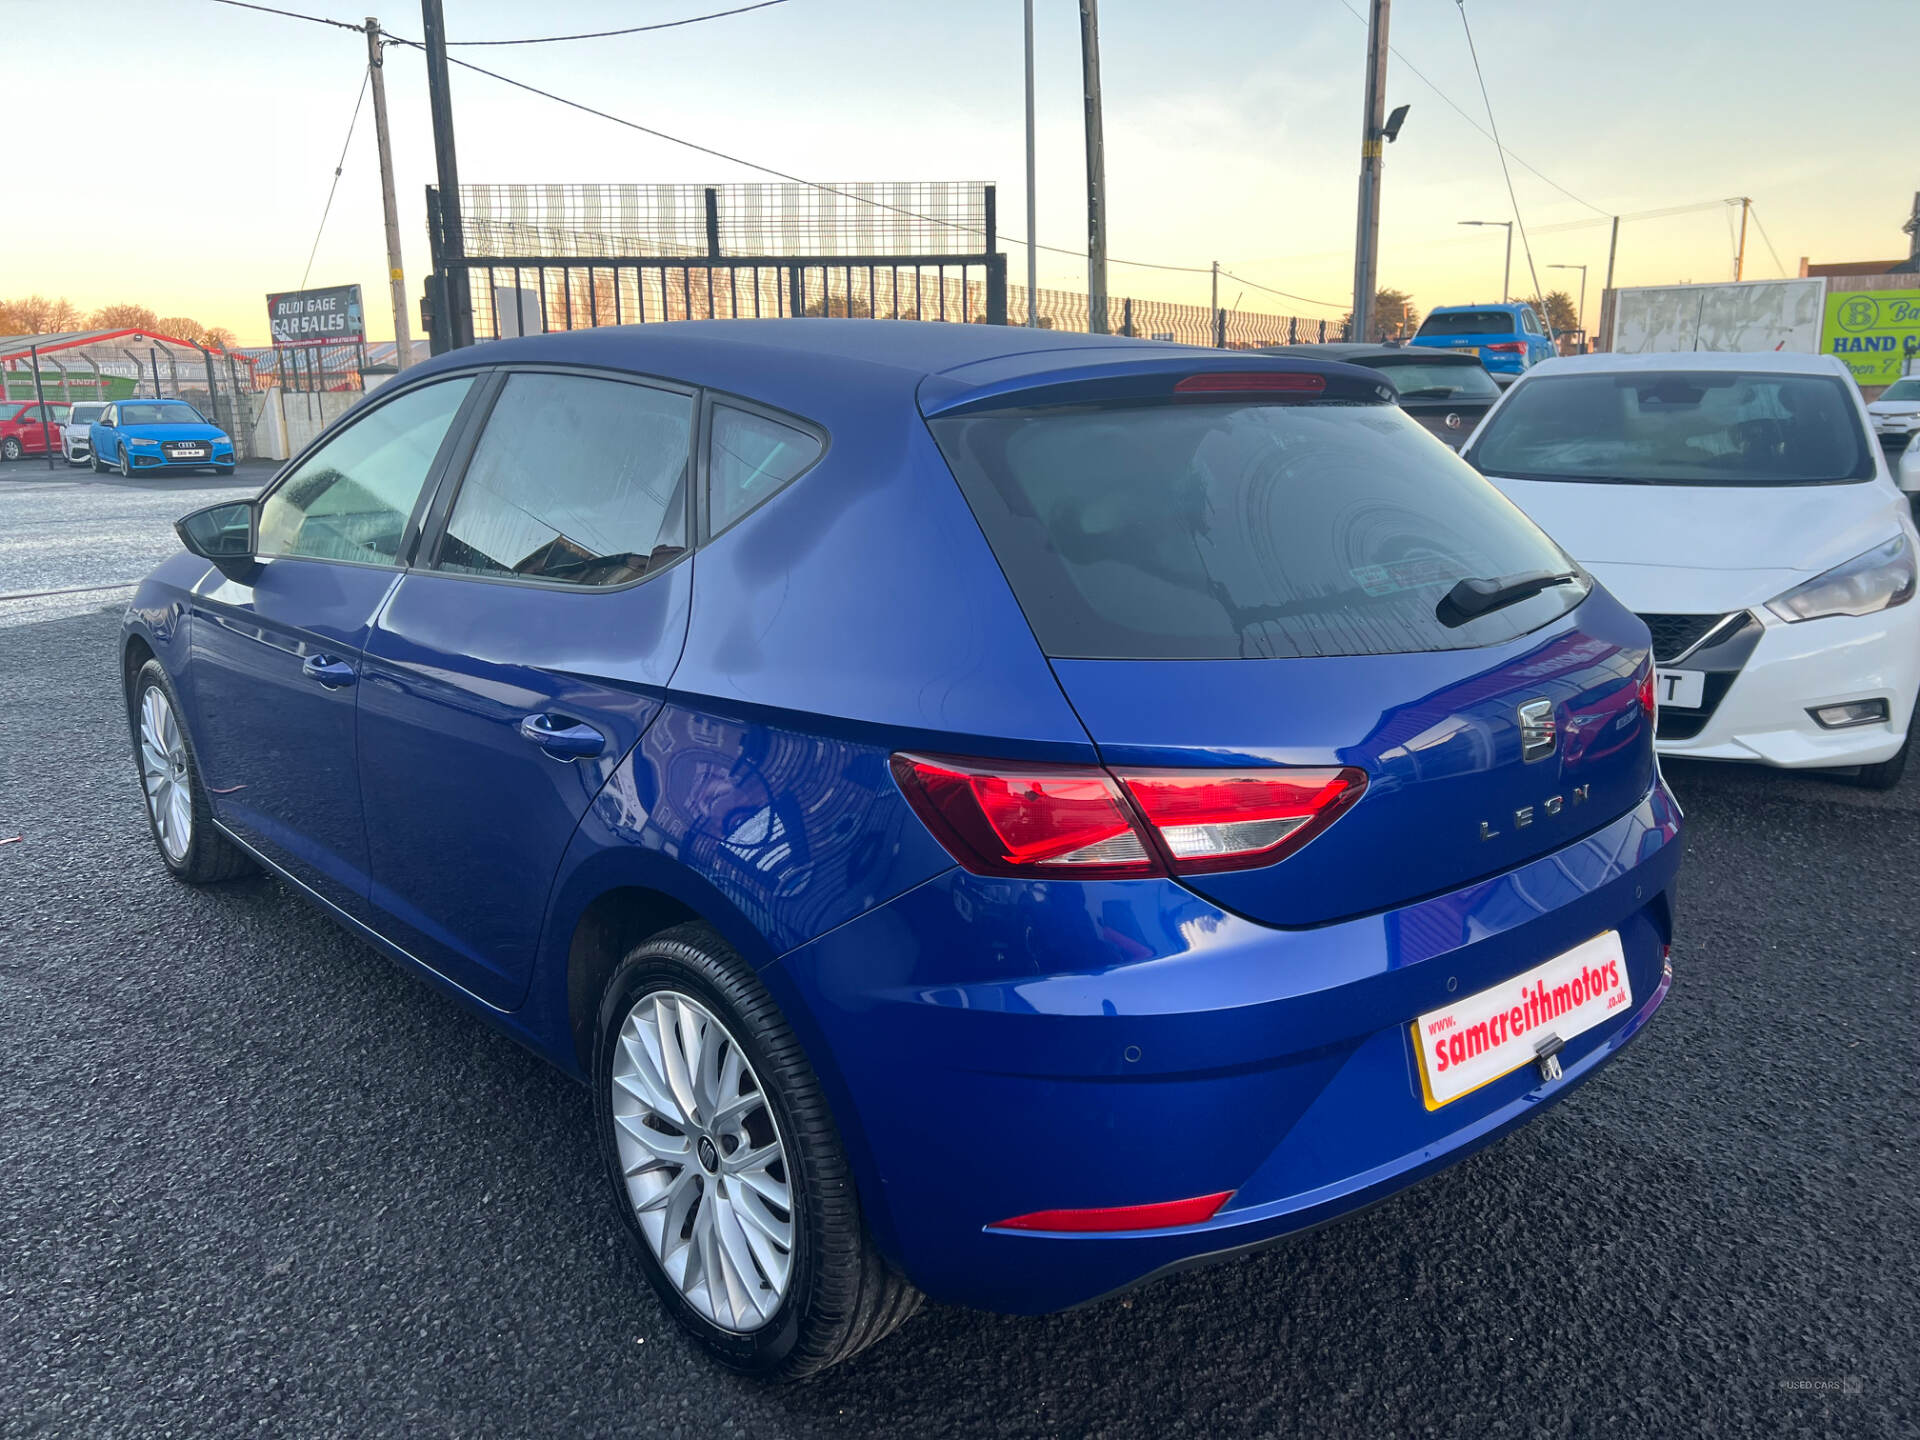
1799,192,1920,278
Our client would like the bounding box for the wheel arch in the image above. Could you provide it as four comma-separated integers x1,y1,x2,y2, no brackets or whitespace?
542,849,907,1270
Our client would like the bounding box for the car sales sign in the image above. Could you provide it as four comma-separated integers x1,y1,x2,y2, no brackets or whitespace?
267,284,365,347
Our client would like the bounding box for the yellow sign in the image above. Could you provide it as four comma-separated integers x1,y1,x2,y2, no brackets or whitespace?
1822,289,1920,387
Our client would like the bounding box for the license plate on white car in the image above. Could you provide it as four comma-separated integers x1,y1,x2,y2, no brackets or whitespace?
1655,669,1705,709
1412,932,1631,1109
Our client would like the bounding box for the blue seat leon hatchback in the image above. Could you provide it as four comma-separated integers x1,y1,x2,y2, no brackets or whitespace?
123,320,1682,1378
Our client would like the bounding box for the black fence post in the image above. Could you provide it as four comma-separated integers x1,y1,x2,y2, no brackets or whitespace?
29,345,54,471
424,186,453,355
704,187,721,259
982,185,1007,325
788,266,803,319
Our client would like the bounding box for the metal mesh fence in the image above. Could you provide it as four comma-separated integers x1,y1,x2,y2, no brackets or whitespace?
460,182,991,259
456,260,1338,350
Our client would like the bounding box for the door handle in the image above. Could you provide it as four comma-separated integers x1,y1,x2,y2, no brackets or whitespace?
301,654,356,688
520,713,606,761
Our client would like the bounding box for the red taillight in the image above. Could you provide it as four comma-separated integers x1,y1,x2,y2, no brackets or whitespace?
1637,663,1656,721
1116,767,1365,874
890,754,1366,879
991,1191,1232,1233
888,754,1157,878
1485,341,1526,353
1173,371,1326,395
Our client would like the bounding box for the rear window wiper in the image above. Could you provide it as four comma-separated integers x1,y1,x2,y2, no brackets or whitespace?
1436,569,1581,627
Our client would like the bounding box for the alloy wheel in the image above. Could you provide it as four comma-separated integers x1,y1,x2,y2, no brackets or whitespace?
610,990,795,1333
138,685,193,862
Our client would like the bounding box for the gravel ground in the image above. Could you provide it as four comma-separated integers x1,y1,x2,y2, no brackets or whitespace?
2,472,1915,1438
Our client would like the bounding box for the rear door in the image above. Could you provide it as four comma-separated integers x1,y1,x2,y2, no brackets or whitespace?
927,371,1655,927
356,367,696,1009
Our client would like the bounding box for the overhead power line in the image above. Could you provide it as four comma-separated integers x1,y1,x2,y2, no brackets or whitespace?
1747,206,1789,279
444,2,792,46
300,64,372,289
210,0,361,33
208,0,1343,309
1452,1,1547,316
1334,0,1607,217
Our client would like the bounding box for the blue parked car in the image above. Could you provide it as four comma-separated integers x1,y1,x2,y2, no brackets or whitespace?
1411,302,1557,378
91,398,236,477
123,321,1681,1378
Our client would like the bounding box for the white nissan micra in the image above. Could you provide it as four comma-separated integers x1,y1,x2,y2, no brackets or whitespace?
1464,351,1920,788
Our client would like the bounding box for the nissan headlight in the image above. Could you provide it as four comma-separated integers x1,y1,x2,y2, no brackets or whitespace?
1766,534,1916,622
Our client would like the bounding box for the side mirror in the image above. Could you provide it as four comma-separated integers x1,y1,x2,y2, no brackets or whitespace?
97,415,114,428
176,500,260,582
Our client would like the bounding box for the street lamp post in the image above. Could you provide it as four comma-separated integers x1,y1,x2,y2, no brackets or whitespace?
1549,262,1588,344
1459,220,1514,303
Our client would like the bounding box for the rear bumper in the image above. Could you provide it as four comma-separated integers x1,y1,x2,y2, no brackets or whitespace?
769,783,1683,1314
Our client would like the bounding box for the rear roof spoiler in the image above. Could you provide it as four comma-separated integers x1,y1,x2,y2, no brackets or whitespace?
917,353,1396,418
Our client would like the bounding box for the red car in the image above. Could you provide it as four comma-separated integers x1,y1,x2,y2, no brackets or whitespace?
0,400,68,460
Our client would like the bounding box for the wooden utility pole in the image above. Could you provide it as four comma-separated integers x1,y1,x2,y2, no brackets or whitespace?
1350,0,1390,342
1078,0,1108,334
365,18,412,369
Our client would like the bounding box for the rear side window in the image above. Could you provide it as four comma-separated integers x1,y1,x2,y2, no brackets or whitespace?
436,372,691,587
707,404,823,533
931,400,1585,660
1468,370,1875,486
1418,310,1516,337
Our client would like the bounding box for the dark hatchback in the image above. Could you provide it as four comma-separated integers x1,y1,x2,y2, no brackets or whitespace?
1258,342,1500,448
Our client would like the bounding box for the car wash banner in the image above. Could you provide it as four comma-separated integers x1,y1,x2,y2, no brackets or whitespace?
267,285,365,348
1822,289,1920,387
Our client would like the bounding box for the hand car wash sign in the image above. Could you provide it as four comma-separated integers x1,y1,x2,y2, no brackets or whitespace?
1823,289,1920,386
267,284,364,347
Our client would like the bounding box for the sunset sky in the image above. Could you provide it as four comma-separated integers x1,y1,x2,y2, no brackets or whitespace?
3,0,1911,344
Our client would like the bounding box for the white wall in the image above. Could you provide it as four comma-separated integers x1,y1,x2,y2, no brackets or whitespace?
1608,278,1827,355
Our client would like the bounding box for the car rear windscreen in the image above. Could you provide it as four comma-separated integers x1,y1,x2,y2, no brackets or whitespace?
930,399,1586,660
1417,311,1516,337
1368,359,1501,399
1466,370,1875,486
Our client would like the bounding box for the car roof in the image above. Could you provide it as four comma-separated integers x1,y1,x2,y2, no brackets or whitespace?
1516,351,1857,380
397,318,1393,417
1260,343,1479,362
1427,303,1531,313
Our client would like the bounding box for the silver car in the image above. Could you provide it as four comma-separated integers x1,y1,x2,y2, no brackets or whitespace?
61,400,108,464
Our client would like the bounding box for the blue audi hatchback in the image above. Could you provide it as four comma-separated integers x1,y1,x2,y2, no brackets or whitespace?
123,321,1681,1377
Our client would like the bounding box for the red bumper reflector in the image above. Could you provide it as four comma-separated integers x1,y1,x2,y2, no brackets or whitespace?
991,1191,1233,1233
1173,371,1326,395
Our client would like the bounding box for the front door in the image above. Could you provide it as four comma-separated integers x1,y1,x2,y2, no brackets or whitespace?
357,369,696,1008
186,375,477,916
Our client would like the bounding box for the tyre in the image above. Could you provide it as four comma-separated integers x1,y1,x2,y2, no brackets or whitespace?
119,444,134,478
1,436,20,461
128,659,254,883
1851,723,1911,791
89,448,104,473
593,922,920,1379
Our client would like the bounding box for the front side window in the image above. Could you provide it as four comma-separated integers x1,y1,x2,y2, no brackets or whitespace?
932,399,1584,660
1468,370,1875,486
436,372,691,587
257,377,473,565
708,404,823,533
